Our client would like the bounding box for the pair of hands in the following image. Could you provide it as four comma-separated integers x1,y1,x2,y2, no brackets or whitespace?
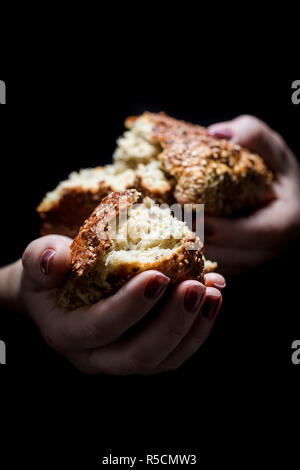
4,115,299,375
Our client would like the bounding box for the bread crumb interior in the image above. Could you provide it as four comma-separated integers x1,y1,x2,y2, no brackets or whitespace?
88,197,188,281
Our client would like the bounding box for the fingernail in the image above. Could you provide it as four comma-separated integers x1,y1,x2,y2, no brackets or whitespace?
204,223,215,237
40,249,56,275
202,295,221,319
184,285,205,313
208,128,233,140
144,274,170,300
213,281,226,289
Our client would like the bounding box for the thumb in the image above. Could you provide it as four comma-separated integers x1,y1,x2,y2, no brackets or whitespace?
22,235,72,290
208,114,289,174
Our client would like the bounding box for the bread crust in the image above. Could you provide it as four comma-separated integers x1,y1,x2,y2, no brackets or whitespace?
125,111,207,143
37,183,111,239
57,190,205,310
159,135,273,215
127,112,274,215
70,189,140,277
38,112,274,240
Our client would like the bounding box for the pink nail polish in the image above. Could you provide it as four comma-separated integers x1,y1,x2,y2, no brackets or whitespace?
208,128,233,140
40,249,56,275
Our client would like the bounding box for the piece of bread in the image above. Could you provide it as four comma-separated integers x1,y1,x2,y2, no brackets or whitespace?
124,112,207,146
125,112,274,215
38,112,274,238
133,160,175,205
37,165,136,238
57,190,211,310
159,135,273,215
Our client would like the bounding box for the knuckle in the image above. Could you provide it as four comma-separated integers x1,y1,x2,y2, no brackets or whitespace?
76,364,99,375
163,318,191,341
190,331,205,342
191,326,211,342
21,243,34,270
65,350,104,375
240,115,268,133
272,130,287,152
55,326,72,350
126,352,158,374
45,323,72,352
280,209,299,237
166,325,186,340
239,115,271,144
84,320,110,346
238,114,260,126
87,306,119,346
71,359,100,375
43,329,62,351
162,361,182,372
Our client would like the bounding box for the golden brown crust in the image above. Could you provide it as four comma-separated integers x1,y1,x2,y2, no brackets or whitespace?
159,136,274,215
38,112,274,241
127,112,274,215
58,237,204,310
102,241,204,287
57,190,205,310
126,111,207,144
37,183,111,239
70,189,140,277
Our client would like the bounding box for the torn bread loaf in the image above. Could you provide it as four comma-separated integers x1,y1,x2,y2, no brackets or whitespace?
38,112,273,238
37,165,136,238
124,112,273,215
57,190,213,310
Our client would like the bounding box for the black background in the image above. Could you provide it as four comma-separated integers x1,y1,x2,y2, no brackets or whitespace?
0,72,299,467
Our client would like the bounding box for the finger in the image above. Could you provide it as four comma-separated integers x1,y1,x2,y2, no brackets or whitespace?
204,272,226,290
154,287,222,373
61,287,222,375
204,195,288,250
54,271,170,351
208,114,288,173
204,243,272,276
83,280,206,375
22,235,72,290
